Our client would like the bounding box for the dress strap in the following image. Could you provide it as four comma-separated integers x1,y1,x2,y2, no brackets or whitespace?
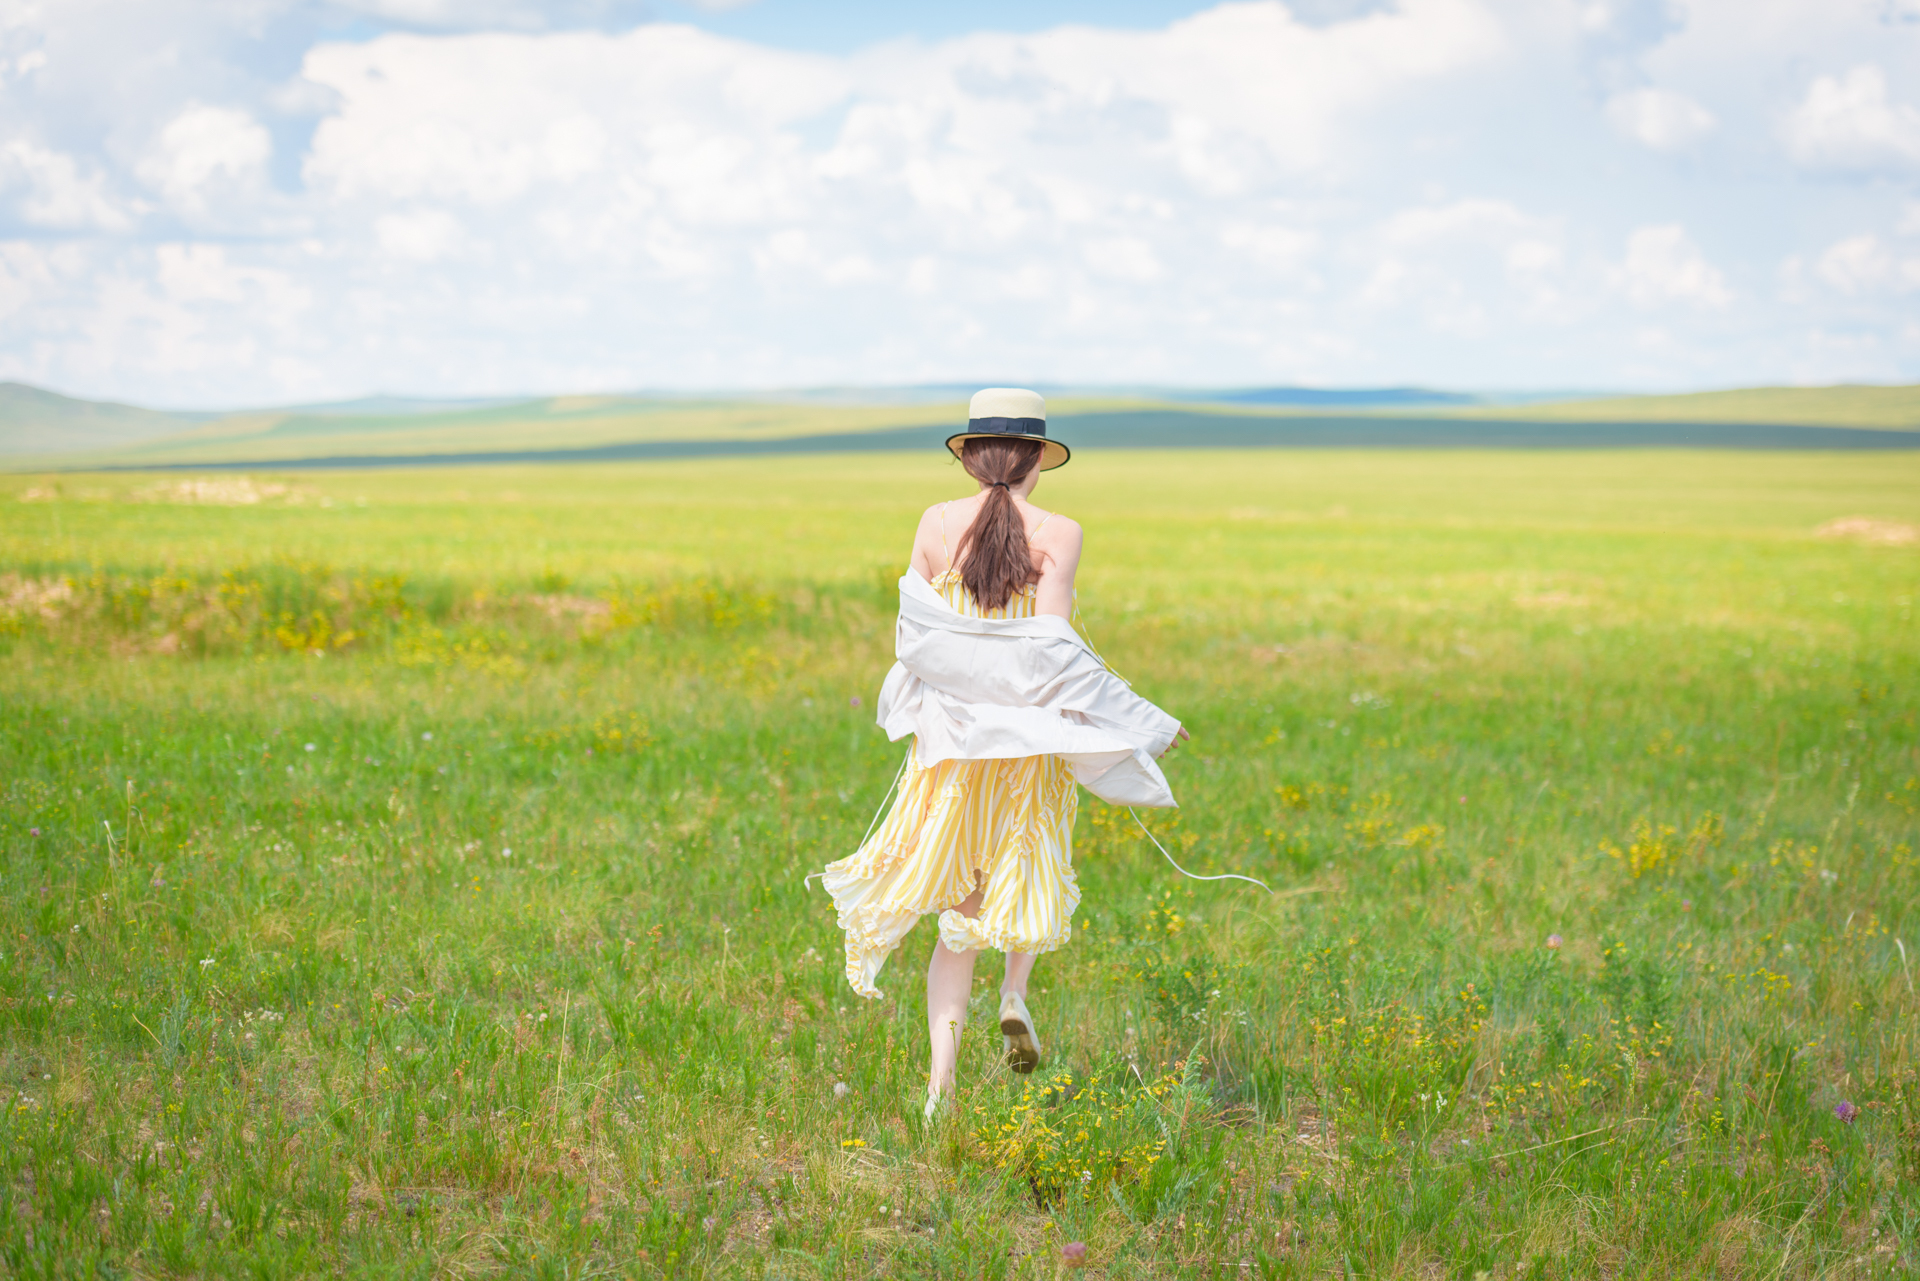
1029,512,1054,539
938,502,952,572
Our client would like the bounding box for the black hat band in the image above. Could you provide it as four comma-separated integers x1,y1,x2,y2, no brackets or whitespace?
966,416,1048,437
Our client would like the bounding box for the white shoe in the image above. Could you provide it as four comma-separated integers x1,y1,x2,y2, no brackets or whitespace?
999,991,1041,1074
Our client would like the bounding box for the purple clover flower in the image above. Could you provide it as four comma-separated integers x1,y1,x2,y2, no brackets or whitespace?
1834,1100,1858,1124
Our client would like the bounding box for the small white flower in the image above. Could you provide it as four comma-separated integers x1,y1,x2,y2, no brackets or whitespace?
200,957,215,969
422,732,433,741
70,924,79,933
304,743,316,753
833,1081,851,1098
500,847,511,858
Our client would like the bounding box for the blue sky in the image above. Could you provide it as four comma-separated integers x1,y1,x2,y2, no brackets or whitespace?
656,1,1247,51
0,0,1916,407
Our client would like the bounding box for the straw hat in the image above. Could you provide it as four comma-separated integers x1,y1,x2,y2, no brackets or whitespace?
945,387,1070,471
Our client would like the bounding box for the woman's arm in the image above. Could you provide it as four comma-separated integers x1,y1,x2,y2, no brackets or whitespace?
908,505,946,581
1031,516,1083,620
1030,515,1190,754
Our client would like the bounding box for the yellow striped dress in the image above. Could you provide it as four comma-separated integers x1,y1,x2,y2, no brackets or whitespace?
821,558,1081,1000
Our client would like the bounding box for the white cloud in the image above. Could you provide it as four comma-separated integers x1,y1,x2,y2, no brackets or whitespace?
0,241,68,326
1616,225,1730,309
137,105,273,209
1220,221,1317,274
328,0,654,31
1360,198,1568,325
1082,237,1163,282
154,245,312,331
1605,86,1716,151
0,141,131,229
0,1,1913,402
1816,234,1920,295
753,228,876,284
301,27,843,219
375,208,466,261
1378,197,1536,248
1781,65,1920,173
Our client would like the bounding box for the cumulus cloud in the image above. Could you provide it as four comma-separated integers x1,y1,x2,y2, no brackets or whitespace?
1605,86,1716,150
374,208,466,261
1782,65,1920,172
0,0,1913,402
137,105,273,208
1816,234,1920,295
1616,225,1730,309
328,0,654,32
0,141,131,229
1220,220,1318,274
1359,198,1568,329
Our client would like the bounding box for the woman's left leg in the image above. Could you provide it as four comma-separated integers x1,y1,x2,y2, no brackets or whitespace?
925,936,978,1102
924,889,1048,1096
925,887,985,1111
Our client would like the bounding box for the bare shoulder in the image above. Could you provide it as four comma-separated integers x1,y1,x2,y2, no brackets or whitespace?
1031,510,1083,571
1037,510,1082,536
914,501,959,538
1034,511,1083,546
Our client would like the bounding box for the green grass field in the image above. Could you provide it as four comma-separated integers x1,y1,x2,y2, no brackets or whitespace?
3,450,1918,1278
1472,385,1920,430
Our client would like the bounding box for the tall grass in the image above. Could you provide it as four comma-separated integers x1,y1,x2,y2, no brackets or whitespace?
1,450,1916,1277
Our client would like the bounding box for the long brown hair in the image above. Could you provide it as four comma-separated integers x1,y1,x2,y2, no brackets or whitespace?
955,436,1046,611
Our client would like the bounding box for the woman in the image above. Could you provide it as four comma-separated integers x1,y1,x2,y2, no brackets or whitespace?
819,388,1189,1118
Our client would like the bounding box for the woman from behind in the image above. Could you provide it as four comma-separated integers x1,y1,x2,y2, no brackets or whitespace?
819,388,1188,1118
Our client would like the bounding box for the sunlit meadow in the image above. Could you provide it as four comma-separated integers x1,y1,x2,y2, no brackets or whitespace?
2,449,1917,1278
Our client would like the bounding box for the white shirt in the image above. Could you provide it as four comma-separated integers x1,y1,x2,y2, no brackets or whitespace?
874,569,1183,808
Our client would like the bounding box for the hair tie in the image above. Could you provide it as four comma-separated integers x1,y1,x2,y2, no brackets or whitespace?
990,481,1010,489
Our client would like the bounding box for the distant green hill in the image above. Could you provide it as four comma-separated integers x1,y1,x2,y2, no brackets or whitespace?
0,382,209,456
23,394,1163,469
1470,384,1920,429
5,381,1918,470
61,396,969,467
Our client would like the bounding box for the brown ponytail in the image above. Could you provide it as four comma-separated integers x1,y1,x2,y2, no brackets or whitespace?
955,436,1046,611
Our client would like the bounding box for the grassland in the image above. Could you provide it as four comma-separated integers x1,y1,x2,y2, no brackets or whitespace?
2,450,1918,1278
15,396,1144,471
9,383,1918,471
1471,385,1920,430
